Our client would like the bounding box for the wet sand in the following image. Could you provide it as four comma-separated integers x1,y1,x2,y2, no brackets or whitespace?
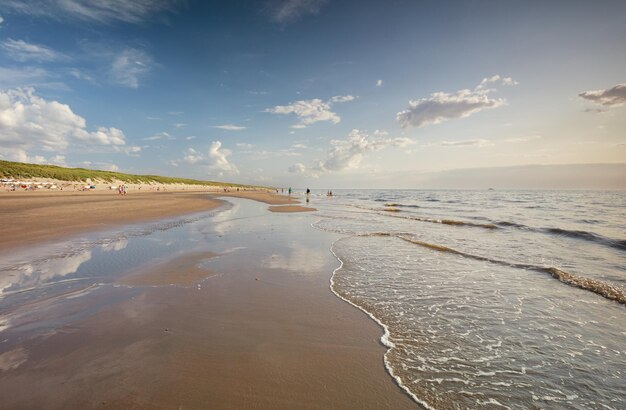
0,197,416,409
269,205,318,212
118,251,218,286
0,190,304,253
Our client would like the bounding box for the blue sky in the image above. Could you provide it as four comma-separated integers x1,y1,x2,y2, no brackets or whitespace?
0,0,625,188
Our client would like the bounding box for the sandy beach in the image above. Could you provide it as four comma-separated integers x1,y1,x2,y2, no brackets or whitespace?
0,192,414,408
0,189,308,253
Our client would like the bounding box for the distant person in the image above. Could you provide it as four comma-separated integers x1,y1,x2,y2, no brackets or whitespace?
288,187,292,195
306,188,311,204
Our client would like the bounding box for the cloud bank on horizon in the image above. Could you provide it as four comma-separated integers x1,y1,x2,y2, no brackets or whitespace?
0,0,624,188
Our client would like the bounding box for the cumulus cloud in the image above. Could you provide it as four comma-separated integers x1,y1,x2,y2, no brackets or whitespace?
265,94,355,126
1,0,184,24
579,83,626,107
213,124,247,131
183,148,203,164
0,88,127,162
288,163,306,174
265,0,328,23
397,75,516,129
115,145,142,157
0,15,4,26
1,39,64,62
315,129,414,172
109,48,152,88
476,74,518,89
376,79,383,87
182,142,239,175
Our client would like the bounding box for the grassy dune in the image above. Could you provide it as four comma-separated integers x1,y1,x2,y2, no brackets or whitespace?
0,160,252,187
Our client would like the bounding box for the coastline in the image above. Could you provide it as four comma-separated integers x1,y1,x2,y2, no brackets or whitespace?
0,194,415,408
0,189,308,254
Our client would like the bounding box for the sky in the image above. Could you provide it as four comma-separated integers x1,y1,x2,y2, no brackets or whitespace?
0,0,625,189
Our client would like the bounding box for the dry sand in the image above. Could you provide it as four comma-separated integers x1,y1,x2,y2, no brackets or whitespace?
0,189,311,253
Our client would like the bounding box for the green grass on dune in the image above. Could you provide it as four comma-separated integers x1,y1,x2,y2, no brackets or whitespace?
0,160,256,187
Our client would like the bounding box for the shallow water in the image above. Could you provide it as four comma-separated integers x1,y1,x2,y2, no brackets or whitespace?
311,189,626,409
0,199,335,351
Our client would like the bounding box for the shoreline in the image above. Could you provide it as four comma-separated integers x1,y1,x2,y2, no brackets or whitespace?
0,189,309,254
0,195,416,408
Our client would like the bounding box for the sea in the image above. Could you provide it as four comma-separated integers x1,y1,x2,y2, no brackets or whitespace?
0,189,624,409
311,189,625,409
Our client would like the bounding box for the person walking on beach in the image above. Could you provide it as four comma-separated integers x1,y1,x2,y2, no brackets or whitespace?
288,187,292,195
306,188,311,204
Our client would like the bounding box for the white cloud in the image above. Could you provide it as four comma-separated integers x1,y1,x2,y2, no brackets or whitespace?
376,79,383,87
115,145,142,157
0,66,57,89
174,122,186,128
143,132,173,141
265,94,355,126
0,15,4,26
109,48,152,88
68,68,96,84
316,129,414,172
476,74,518,89
329,95,356,103
440,139,491,147
213,124,247,131
579,83,626,107
1,39,64,62
183,148,203,164
0,88,127,161
397,76,516,129
182,142,239,175
236,142,254,149
291,143,308,149
288,163,306,174
266,0,328,23
1,0,184,24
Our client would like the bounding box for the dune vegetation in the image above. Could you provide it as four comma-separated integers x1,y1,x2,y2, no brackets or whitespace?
0,160,252,187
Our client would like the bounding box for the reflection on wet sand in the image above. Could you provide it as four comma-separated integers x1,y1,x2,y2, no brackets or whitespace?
118,251,218,286
0,250,93,297
0,197,415,409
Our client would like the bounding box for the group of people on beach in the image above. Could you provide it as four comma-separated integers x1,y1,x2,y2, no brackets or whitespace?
118,184,127,195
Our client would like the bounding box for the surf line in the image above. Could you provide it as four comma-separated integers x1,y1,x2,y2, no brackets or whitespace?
326,237,435,410
360,232,626,306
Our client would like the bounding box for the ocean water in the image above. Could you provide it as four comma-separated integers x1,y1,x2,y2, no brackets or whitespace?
311,189,626,409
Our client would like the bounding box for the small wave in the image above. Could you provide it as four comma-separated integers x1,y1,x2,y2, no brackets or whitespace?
495,222,626,251
384,213,498,230
327,240,434,409
356,232,626,306
543,228,626,251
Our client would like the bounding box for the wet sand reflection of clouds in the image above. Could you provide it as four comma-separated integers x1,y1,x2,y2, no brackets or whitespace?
263,246,329,274
0,250,93,296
